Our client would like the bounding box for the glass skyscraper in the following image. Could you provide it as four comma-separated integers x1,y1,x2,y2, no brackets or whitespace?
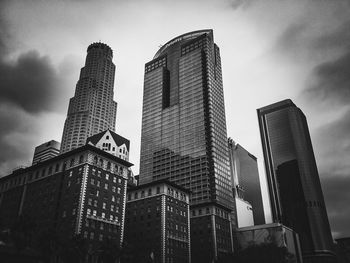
257,99,336,263
61,43,117,153
139,30,233,262
227,138,265,225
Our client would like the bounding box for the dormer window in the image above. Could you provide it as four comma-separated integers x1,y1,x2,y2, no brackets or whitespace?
106,135,109,140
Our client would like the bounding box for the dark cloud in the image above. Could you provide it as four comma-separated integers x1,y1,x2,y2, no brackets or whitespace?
312,108,350,238
307,51,350,105
312,20,350,51
321,175,350,238
0,50,62,113
0,104,37,174
0,3,74,175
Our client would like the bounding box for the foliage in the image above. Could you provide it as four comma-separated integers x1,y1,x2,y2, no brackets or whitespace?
232,243,296,263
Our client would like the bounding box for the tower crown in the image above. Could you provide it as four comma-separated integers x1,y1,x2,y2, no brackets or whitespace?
153,29,212,59
87,42,113,58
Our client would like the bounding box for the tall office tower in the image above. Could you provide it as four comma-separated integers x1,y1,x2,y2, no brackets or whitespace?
60,42,117,153
227,138,265,225
32,140,61,165
257,99,336,263
139,30,233,262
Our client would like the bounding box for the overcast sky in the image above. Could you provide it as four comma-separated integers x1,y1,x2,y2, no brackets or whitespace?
0,0,349,239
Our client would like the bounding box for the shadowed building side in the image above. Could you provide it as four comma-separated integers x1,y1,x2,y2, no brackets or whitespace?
257,99,336,263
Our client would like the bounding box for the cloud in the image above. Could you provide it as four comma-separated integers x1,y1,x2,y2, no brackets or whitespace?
0,50,63,113
0,3,74,175
0,103,38,174
321,174,350,239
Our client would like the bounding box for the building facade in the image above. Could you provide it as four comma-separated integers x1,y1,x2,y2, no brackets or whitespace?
86,129,130,161
257,99,336,263
32,140,61,165
227,138,265,225
0,143,132,261
61,42,117,153
124,180,190,263
139,30,234,262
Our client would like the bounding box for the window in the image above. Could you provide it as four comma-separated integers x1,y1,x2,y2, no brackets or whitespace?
106,135,109,140
93,210,97,216
55,163,60,172
94,156,98,164
103,202,106,209
148,188,152,196
117,187,121,194
104,183,108,190
102,212,105,218
112,186,116,193
106,174,109,180
111,205,114,211
90,232,94,240
112,195,115,202
107,162,111,170
93,200,98,207
79,155,84,163
88,198,92,206
156,187,160,194
87,209,91,215
99,159,104,167
141,191,145,198
70,158,74,167
91,178,95,185
110,215,113,220
99,234,103,241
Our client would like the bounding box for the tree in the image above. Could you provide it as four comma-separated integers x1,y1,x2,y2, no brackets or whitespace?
233,243,296,263
98,238,122,263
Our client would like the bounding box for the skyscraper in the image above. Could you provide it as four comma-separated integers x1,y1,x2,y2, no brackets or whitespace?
61,42,117,153
139,30,233,262
227,138,265,225
32,140,60,165
257,99,336,263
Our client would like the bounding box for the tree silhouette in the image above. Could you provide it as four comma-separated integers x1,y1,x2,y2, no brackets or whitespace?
97,237,122,263
232,243,296,263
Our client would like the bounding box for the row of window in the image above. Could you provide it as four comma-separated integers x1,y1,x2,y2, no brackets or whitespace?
86,209,119,221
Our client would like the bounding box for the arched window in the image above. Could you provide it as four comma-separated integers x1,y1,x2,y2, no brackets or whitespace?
94,156,98,164
107,162,111,170
70,158,74,167
79,155,84,164
99,159,104,167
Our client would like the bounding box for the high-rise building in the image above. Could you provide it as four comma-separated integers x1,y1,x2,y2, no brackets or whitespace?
227,138,265,225
139,30,234,262
61,42,117,153
32,140,61,165
124,180,191,263
0,142,132,262
257,99,336,263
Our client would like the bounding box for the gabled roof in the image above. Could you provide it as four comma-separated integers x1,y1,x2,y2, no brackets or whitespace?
86,129,130,150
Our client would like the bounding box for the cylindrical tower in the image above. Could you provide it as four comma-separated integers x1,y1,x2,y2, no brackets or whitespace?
60,43,117,153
